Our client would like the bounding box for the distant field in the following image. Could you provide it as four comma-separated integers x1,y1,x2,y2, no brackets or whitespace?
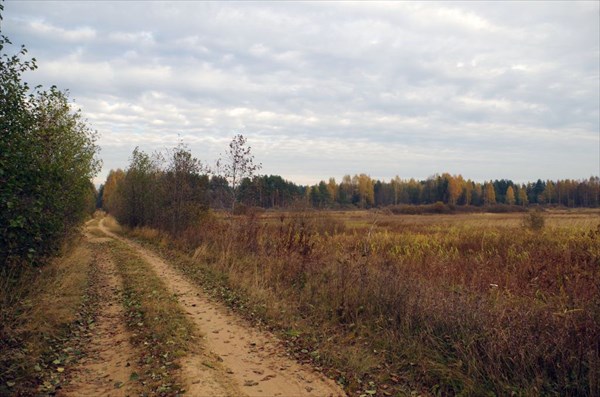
127,207,599,396
237,207,600,230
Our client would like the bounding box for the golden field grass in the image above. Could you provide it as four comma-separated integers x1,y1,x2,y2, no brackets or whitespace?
123,209,600,396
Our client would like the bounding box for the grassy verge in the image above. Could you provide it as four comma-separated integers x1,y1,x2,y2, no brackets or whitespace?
0,237,100,395
107,239,197,396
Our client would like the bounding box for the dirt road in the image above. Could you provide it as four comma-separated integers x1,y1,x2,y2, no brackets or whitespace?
65,218,345,397
58,236,141,397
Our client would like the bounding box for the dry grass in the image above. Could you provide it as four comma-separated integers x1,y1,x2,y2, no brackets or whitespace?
85,211,103,228
0,236,96,395
25,247,91,337
102,214,123,234
120,209,600,396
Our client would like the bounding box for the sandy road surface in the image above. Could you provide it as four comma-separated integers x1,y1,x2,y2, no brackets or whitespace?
99,219,345,397
58,236,141,397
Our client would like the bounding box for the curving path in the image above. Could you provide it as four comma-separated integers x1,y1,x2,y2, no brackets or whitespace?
99,218,345,397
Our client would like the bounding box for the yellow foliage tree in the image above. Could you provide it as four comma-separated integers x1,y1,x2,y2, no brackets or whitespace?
484,182,496,205
447,174,462,205
542,181,555,204
463,180,473,205
327,177,338,202
505,185,516,205
518,184,528,207
356,174,375,208
102,168,125,212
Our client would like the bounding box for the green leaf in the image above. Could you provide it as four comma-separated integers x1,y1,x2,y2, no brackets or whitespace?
286,329,301,337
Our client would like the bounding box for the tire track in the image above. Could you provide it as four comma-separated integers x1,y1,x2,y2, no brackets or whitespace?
58,237,141,397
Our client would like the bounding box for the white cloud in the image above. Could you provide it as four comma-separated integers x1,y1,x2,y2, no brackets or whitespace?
108,31,155,46
28,20,96,42
3,1,598,185
429,6,498,32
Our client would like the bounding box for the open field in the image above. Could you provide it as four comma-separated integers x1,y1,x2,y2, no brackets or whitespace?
254,208,600,229
125,208,600,396
7,209,595,395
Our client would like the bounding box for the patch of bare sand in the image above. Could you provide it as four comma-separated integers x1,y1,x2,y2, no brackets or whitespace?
58,239,141,397
99,219,346,397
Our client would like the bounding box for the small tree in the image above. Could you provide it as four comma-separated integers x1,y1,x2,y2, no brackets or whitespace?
216,134,261,213
483,182,496,205
519,185,529,207
162,141,208,235
117,147,162,228
505,185,516,205
447,175,462,206
102,169,125,213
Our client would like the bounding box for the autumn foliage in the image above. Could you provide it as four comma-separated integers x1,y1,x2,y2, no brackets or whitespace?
250,173,599,210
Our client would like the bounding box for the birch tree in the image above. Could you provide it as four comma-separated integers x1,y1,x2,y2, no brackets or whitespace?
216,134,262,213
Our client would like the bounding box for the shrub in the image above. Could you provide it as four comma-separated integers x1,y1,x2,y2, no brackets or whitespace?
233,202,248,215
523,209,546,231
0,20,100,272
487,204,527,213
431,201,448,213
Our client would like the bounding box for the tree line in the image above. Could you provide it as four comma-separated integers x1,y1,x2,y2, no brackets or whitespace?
100,140,600,228
100,134,262,232
299,173,600,209
101,144,209,235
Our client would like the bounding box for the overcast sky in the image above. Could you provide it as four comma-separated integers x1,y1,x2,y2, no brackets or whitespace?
3,1,599,185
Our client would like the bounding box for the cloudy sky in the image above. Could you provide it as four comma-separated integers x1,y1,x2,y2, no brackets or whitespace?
3,1,599,185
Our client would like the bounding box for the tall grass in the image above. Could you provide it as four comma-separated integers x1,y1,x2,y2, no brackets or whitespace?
125,210,600,396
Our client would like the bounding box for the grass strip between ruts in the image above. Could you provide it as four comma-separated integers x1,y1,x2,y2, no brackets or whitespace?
108,240,197,396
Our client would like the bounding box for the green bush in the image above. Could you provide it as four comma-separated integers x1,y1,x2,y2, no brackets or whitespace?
0,16,100,272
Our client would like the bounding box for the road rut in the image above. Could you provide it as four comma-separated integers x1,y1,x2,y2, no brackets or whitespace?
58,238,141,397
